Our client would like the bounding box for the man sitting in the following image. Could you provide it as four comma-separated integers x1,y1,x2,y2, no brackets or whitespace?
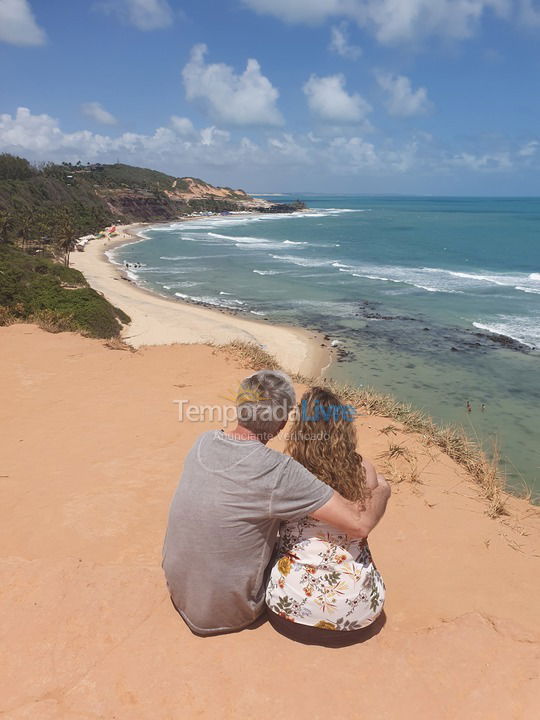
162,369,390,635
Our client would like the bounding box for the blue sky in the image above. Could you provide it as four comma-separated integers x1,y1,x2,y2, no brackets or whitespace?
1,0,540,194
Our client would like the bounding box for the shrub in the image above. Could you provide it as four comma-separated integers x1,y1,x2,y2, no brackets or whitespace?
0,244,129,338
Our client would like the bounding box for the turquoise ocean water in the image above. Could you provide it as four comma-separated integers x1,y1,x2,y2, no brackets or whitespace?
112,196,540,497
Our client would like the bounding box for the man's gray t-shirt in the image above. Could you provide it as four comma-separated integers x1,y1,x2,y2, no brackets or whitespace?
162,430,333,635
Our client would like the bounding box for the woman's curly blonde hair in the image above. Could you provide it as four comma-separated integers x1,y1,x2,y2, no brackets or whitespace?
285,386,370,507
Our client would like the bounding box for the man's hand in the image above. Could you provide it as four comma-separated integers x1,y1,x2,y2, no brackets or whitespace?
311,474,391,539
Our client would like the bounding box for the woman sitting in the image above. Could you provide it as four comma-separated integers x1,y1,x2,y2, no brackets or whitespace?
265,387,387,646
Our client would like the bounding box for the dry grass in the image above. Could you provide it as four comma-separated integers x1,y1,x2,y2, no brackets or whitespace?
321,378,513,517
217,339,281,371
212,341,540,514
379,424,400,436
0,306,16,326
378,443,413,462
103,336,136,352
213,341,528,516
30,309,79,334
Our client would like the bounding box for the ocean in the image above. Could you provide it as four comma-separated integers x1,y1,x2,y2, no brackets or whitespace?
111,196,540,497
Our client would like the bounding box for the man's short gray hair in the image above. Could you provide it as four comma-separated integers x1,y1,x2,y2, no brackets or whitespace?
236,369,296,439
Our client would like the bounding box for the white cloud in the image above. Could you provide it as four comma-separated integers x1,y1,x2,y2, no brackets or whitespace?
243,0,511,44
95,0,173,30
329,21,362,59
0,0,46,46
170,116,195,136
267,133,311,164
449,151,513,171
303,74,372,122
200,126,231,146
81,102,117,126
375,71,431,116
517,140,538,157
0,106,533,190
519,0,540,26
182,44,283,127
0,107,238,166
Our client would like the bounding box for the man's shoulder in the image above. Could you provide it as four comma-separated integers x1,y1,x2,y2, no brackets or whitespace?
195,430,289,469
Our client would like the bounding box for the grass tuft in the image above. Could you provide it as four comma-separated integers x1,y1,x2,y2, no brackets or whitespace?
378,443,413,461
103,336,135,352
218,339,282,371
30,309,78,334
379,424,400,436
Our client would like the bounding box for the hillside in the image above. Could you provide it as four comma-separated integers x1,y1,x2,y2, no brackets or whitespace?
1,326,539,719
0,154,304,244
0,243,129,338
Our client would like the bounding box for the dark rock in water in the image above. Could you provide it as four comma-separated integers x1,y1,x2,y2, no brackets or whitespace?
473,331,532,353
451,347,459,352
423,327,430,331
256,202,306,213
359,308,422,322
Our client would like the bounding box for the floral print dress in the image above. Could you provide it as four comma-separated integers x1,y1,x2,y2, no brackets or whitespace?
265,516,385,631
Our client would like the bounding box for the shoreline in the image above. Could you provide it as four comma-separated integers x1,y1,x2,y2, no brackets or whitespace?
70,217,332,377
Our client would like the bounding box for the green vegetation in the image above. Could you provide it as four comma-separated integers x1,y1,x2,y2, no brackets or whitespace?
0,244,129,338
0,154,259,248
0,154,111,254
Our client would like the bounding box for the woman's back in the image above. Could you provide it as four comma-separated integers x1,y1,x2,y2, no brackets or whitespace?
266,515,385,631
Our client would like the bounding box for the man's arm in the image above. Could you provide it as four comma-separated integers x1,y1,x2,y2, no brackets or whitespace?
310,474,391,539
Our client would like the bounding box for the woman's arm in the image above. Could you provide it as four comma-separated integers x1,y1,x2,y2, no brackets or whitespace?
362,457,379,491
311,478,391,539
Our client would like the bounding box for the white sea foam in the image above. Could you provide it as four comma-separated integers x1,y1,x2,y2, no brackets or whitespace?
334,262,540,295
208,232,269,243
472,317,539,348
271,254,334,267
175,291,245,309
253,269,281,275
151,208,364,235
159,255,209,260
297,208,366,217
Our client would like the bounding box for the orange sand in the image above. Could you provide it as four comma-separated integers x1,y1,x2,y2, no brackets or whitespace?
1,325,539,719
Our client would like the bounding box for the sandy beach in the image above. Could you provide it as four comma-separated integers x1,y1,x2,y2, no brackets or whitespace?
70,221,330,377
1,324,539,719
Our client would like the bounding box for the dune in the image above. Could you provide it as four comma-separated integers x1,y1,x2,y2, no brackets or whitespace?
1,324,539,719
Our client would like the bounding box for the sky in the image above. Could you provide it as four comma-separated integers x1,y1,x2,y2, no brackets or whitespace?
1,0,540,194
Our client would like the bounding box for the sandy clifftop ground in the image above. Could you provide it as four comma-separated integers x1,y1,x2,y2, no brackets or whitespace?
1,325,539,719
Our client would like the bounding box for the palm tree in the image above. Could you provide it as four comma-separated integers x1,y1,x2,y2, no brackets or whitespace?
56,214,77,266
18,214,33,251
0,211,13,244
